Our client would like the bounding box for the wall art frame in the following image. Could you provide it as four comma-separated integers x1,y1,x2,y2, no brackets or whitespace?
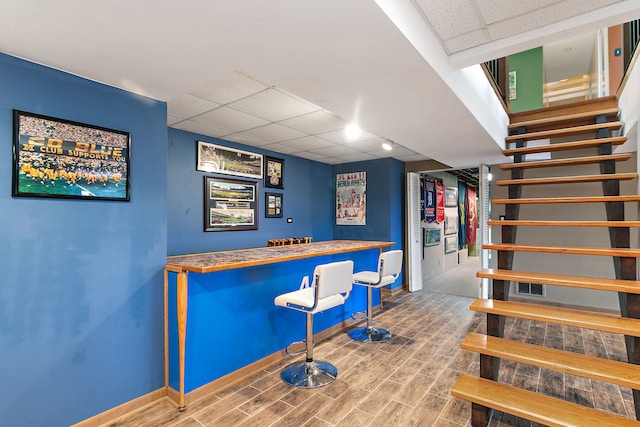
445,235,458,254
265,192,283,218
197,140,263,179
264,156,284,189
204,176,258,231
12,110,130,201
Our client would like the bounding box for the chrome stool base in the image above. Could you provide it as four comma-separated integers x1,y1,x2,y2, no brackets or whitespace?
348,326,392,343
280,360,338,388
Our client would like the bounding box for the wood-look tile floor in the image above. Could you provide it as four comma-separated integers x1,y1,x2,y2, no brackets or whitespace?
107,291,636,426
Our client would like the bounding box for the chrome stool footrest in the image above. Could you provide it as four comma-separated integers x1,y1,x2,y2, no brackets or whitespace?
285,340,307,356
348,326,392,343
280,360,338,388
350,311,366,321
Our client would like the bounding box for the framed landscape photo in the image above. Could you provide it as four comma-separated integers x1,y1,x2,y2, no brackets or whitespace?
264,156,284,189
265,192,283,218
12,110,130,201
424,228,441,247
197,141,263,179
204,176,258,231
445,235,457,254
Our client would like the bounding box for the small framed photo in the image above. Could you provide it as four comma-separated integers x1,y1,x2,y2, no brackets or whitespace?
265,192,283,218
445,187,458,207
197,141,263,179
264,156,284,189
12,110,130,201
445,235,457,254
424,228,441,247
204,176,258,231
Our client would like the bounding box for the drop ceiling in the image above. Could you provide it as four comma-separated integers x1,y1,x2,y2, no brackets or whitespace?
0,0,638,166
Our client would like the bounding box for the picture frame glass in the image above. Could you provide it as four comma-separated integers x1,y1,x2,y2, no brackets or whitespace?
265,192,283,218
264,156,284,189
204,176,258,231
197,140,263,179
12,110,130,201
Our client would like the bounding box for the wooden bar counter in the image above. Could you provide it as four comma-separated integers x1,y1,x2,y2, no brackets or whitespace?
164,240,394,409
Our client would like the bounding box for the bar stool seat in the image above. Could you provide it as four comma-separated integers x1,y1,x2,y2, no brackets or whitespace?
274,260,354,388
349,250,403,343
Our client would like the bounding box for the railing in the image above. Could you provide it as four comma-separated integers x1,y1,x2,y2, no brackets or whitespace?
543,74,592,107
483,57,508,109
624,19,640,74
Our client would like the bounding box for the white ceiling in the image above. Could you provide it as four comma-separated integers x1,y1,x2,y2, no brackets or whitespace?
1,0,639,166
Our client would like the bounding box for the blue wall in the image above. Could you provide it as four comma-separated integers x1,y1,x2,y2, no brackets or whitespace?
333,158,406,288
0,54,168,427
167,128,333,255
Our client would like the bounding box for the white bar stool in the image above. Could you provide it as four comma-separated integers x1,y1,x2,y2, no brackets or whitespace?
274,260,354,388
348,250,403,343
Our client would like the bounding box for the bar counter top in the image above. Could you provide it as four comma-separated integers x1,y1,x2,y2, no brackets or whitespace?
166,240,394,274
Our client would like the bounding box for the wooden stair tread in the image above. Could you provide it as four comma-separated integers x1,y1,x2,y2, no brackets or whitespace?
505,121,623,143
499,153,632,170
470,298,640,337
463,333,640,389
492,195,640,204
508,107,619,133
502,137,626,156
487,220,640,227
509,96,618,124
451,374,640,427
495,172,637,186
482,243,640,257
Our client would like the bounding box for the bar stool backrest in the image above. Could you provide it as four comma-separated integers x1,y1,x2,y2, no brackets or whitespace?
314,260,354,300
379,250,403,281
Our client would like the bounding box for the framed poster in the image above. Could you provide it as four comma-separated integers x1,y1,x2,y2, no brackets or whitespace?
445,186,458,207
265,192,283,218
204,176,258,231
12,110,130,201
424,228,441,247
197,141,263,179
445,210,458,235
264,156,284,189
336,171,366,225
445,235,457,254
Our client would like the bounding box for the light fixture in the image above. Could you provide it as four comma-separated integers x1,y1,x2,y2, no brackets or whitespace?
487,172,493,182
345,123,361,141
382,140,393,151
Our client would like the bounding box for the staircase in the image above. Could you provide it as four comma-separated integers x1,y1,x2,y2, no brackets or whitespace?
451,96,640,426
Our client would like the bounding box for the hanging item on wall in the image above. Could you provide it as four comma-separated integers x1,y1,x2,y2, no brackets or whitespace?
196,140,263,179
204,176,258,231
509,71,517,100
467,187,477,245
435,178,445,223
458,181,467,250
336,171,366,225
264,156,284,189
424,176,436,223
12,110,131,201
445,186,458,207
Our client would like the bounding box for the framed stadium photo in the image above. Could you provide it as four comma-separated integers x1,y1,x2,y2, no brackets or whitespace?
197,140,263,179
204,176,258,231
12,110,130,201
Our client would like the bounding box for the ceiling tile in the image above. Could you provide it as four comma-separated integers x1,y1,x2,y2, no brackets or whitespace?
444,29,491,53
191,106,270,133
167,93,219,119
229,123,307,144
316,157,343,165
337,152,379,163
223,132,272,147
260,143,304,155
395,153,432,162
279,135,337,151
415,0,484,40
171,120,231,138
167,114,184,126
311,145,359,157
278,110,347,134
293,151,330,161
317,128,378,144
228,88,320,122
188,72,269,105
476,0,559,25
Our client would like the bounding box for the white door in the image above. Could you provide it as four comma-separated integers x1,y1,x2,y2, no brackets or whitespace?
406,172,423,292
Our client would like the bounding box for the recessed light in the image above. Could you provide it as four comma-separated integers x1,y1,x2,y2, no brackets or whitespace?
345,123,361,141
382,141,393,151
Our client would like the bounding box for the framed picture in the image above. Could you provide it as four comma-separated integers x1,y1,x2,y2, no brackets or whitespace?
197,141,263,179
264,156,284,189
204,176,258,231
445,210,458,235
424,228,441,247
265,192,283,218
445,235,457,254
12,110,130,201
445,187,458,207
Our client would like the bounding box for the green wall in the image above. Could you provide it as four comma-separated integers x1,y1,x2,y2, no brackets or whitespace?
509,47,544,113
